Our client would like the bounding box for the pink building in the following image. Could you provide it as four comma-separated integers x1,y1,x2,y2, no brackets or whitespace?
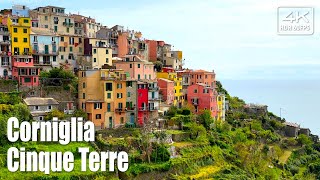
187,83,218,118
158,78,174,105
114,55,156,80
12,55,40,87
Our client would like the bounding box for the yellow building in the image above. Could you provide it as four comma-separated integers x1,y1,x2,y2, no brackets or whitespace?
7,16,32,55
90,38,113,68
79,69,127,129
216,94,226,121
157,71,183,107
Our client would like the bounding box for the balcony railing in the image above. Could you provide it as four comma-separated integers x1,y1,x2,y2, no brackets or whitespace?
101,76,116,81
126,107,136,111
139,107,148,111
148,86,159,91
34,61,52,66
1,62,10,67
63,22,74,27
0,40,10,45
149,97,160,101
115,108,125,113
149,107,158,111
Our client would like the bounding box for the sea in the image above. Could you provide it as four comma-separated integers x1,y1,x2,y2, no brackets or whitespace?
220,79,320,136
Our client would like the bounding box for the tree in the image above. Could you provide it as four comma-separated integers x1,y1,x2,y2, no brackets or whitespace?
198,110,214,130
73,109,88,120
297,134,312,147
189,122,207,140
45,109,65,120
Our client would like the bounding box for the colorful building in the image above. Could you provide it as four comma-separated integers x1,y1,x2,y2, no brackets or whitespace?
158,78,174,105
0,22,11,78
30,6,75,35
187,83,217,118
81,38,112,70
114,55,156,80
216,93,226,121
157,67,183,107
145,40,158,62
30,28,59,70
125,80,138,125
137,81,149,126
58,35,83,71
7,16,32,55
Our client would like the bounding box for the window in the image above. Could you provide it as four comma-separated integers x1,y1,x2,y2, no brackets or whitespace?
24,77,31,83
94,103,102,109
138,64,140,68
106,83,112,91
93,49,97,54
39,116,43,121
120,117,124,124
45,16,48,20
48,105,52,110
79,38,82,43
117,83,122,89
61,37,64,42
61,55,64,60
117,93,123,99
82,93,85,99
127,92,131,97
14,28,17,33
44,25,48,28
23,38,27,43
79,47,82,53
149,75,151,79
106,49,109,54
83,82,86,88
106,58,109,63
126,81,132,87
138,74,140,80
23,29,27,33
130,64,132,68
34,106,39,110
93,58,96,62
82,103,86,110
118,103,123,109
23,19,29,23
194,89,198,93
205,75,208,79
34,78,37,83
14,37,18,42
69,47,73,52
96,114,101,119
67,27,69,33
53,56,56,62
107,93,111,99
107,103,111,112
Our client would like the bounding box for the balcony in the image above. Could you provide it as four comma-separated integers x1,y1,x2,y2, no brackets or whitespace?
63,22,74,27
33,50,58,56
149,97,160,101
1,62,10,67
126,107,136,111
101,76,116,81
0,40,10,45
139,107,148,111
149,107,158,111
115,108,125,113
148,86,159,91
34,61,52,66
192,99,199,105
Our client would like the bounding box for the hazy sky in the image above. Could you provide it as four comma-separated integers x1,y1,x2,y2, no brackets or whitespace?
1,0,320,80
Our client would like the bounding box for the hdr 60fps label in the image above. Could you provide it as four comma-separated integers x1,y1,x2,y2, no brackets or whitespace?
277,7,314,35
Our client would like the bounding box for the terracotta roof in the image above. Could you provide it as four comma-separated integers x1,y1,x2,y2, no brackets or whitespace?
24,97,59,106
158,78,174,83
